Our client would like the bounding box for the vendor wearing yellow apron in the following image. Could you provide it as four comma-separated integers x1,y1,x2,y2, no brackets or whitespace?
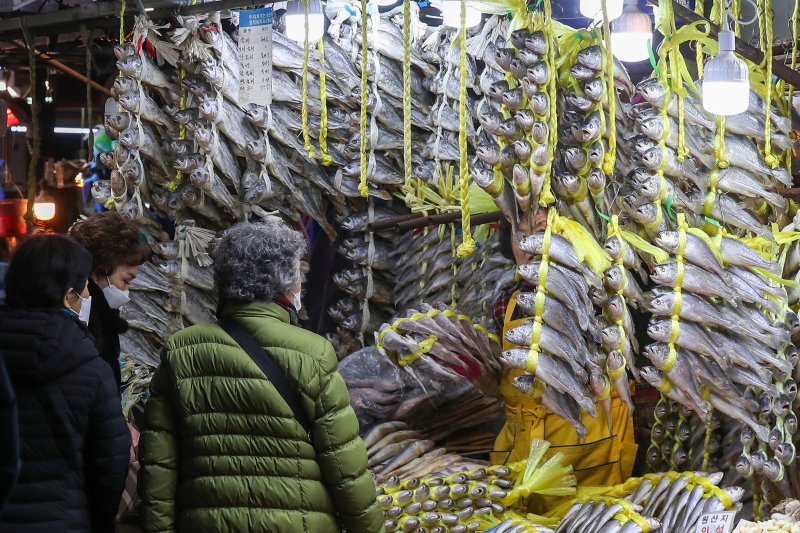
490,214,638,492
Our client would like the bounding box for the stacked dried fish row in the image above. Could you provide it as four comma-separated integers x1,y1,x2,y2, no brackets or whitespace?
500,219,616,439
377,467,517,533
376,439,575,533
554,471,744,533
377,302,504,388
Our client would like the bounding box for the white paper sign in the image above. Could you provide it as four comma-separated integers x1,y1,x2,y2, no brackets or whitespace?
238,7,273,107
695,511,736,533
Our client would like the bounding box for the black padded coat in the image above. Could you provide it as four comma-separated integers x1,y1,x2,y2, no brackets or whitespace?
0,308,130,533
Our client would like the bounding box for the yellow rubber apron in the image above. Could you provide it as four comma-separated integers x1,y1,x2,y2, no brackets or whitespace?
491,291,638,491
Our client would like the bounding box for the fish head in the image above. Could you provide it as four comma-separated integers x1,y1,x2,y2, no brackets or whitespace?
198,99,219,118
603,265,623,291
518,234,543,255
786,379,798,401
341,162,360,177
586,168,605,191
509,28,531,49
497,119,518,138
519,49,539,66
564,147,587,169
654,231,679,253
113,43,135,59
515,292,536,312
188,167,211,188
557,172,580,194
530,121,548,142
341,316,360,331
587,140,604,160
347,134,361,151
649,263,674,285
526,63,548,85
499,146,517,167
584,78,604,99
673,448,687,466
118,128,139,149
600,325,621,347
530,92,548,112
606,294,625,318
632,135,657,155
776,442,796,464
774,394,792,417
98,152,116,168
736,455,753,479
521,78,538,100
509,58,527,78
640,175,663,201
105,114,129,133
645,445,661,467
646,319,670,341
525,31,547,55
117,93,139,113
651,423,667,443
246,138,267,159
603,236,622,260
478,112,502,131
740,426,755,446
763,459,784,482
570,64,594,80
116,56,142,77
589,286,609,307
646,293,673,315
639,116,664,140
576,45,603,71
639,366,663,388
202,65,225,85
513,139,532,159
476,145,500,165
502,89,523,109
642,342,671,367
516,263,539,282
112,76,137,95
636,77,667,107
180,188,200,207
501,349,528,369
488,80,510,100
494,48,515,70
634,203,659,225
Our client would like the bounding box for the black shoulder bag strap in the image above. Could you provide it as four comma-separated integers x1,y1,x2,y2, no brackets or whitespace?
218,318,313,436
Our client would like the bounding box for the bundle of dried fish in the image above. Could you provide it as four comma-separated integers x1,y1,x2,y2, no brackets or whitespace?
554,471,743,533
377,440,573,533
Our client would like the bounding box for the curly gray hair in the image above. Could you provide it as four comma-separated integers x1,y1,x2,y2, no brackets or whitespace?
212,218,307,303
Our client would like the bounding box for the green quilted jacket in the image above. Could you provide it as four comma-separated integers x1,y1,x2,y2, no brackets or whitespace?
138,301,384,532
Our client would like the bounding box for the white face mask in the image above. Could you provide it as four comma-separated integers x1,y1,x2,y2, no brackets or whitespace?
76,293,92,325
293,291,302,312
103,277,131,310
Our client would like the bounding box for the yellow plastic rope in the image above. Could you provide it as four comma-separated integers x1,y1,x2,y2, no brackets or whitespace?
301,0,316,160
358,0,369,197
402,0,413,193
169,67,187,191
701,407,715,470
525,210,556,378
317,38,331,165
732,0,742,36
541,0,557,206
600,0,616,175
456,0,475,258
695,0,705,76
761,0,778,168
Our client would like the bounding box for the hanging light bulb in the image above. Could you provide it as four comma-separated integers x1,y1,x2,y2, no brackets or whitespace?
284,0,325,44
702,28,749,115
580,0,624,21
611,0,652,62
442,0,482,28
33,190,56,222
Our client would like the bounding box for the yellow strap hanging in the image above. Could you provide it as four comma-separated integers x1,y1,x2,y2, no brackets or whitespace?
301,0,317,160
540,0,557,206
695,0,705,77
402,0,414,193
358,0,369,197
456,0,475,258
600,0,616,175
317,38,332,166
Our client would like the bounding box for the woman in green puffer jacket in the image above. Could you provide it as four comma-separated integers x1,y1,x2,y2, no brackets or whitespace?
138,218,384,533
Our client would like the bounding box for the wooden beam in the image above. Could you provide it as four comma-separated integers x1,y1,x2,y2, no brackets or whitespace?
647,0,800,90
10,40,111,97
368,210,503,232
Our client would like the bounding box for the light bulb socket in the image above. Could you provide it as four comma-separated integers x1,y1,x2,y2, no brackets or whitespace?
718,29,735,52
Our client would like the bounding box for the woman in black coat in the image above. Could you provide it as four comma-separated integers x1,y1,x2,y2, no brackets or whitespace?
0,235,130,533
70,212,152,389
